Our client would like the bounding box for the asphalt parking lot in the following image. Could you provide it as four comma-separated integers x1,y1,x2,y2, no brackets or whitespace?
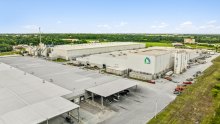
0,54,219,124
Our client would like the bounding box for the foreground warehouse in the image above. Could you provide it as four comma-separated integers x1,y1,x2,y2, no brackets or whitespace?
49,42,145,60
0,62,79,124
0,56,138,107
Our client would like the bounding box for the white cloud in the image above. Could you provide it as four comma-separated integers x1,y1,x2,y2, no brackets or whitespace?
23,25,39,30
151,22,169,29
97,24,112,29
207,20,217,24
116,21,128,27
180,21,193,28
57,20,62,24
199,20,219,30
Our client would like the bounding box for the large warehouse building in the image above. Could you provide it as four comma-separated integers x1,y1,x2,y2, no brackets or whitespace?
145,47,201,74
0,62,79,124
0,56,138,107
76,49,173,79
49,42,145,60
76,47,202,79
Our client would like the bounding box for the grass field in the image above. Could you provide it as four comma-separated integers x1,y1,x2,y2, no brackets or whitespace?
185,44,215,49
52,58,68,62
0,51,19,56
146,42,173,47
148,55,220,124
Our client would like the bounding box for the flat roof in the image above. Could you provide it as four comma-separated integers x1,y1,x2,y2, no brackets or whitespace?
52,42,144,51
131,49,170,56
0,56,141,99
86,79,137,97
0,63,78,124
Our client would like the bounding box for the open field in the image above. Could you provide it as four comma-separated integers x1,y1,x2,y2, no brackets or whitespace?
0,51,19,56
146,42,173,47
148,55,220,124
185,44,215,49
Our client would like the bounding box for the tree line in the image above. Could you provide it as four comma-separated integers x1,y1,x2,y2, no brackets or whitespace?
0,34,220,52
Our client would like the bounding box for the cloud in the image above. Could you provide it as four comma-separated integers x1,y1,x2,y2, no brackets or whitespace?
207,20,217,24
151,22,169,29
199,20,219,29
116,21,128,27
180,21,193,28
97,21,128,30
97,24,112,29
23,25,39,30
57,20,62,24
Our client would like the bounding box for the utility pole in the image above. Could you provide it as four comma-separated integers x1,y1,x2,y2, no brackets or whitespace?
39,27,42,43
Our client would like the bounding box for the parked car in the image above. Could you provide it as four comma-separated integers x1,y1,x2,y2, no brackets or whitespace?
65,116,74,124
147,80,155,84
196,71,202,75
119,90,130,96
186,78,193,81
164,76,172,81
173,90,181,95
183,81,192,85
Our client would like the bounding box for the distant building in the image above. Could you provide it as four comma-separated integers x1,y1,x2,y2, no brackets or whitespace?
172,43,184,47
61,39,79,42
184,38,196,44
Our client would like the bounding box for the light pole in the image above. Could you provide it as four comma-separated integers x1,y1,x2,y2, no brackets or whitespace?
155,98,158,119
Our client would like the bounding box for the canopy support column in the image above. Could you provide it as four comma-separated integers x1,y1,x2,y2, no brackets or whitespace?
101,96,103,107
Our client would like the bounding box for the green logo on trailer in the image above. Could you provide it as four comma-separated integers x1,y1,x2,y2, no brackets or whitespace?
144,57,151,64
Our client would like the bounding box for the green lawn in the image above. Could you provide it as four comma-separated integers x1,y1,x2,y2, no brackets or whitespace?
0,51,20,56
185,44,215,49
148,56,220,124
146,42,173,47
52,58,68,62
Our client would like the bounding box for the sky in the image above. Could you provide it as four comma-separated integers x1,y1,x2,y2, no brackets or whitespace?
0,0,220,34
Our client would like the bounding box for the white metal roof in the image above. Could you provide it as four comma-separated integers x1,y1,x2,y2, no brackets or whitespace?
0,63,78,124
0,97,79,124
52,42,143,51
86,78,137,97
0,56,141,99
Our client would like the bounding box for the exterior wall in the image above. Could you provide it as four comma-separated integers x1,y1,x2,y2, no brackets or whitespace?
127,54,156,74
77,52,173,75
155,54,173,74
106,67,126,76
129,71,153,80
174,52,188,74
184,38,196,44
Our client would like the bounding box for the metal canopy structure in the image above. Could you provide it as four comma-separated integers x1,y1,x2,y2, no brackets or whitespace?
0,63,79,124
87,79,137,97
0,97,79,124
86,79,137,106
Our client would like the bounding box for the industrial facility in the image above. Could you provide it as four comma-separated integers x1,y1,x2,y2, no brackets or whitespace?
75,47,202,80
76,49,173,79
0,62,80,124
49,42,145,60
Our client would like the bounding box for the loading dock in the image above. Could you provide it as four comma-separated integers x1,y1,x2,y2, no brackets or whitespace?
86,79,137,107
